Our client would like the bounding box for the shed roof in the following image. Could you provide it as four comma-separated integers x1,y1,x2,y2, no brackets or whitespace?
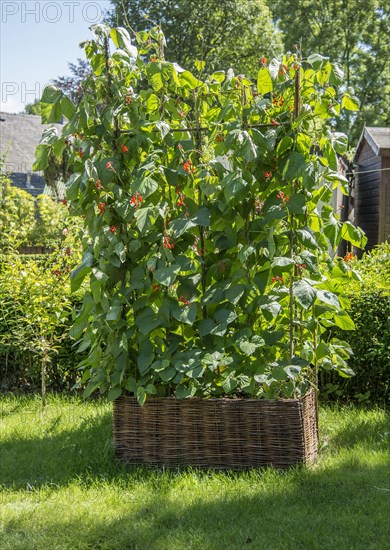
354,127,390,160
0,112,64,172
0,112,63,195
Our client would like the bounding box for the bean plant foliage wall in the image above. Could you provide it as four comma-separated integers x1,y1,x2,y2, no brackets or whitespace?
37,24,366,404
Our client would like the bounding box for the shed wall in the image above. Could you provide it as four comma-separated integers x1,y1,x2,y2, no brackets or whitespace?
355,141,381,251
378,155,390,243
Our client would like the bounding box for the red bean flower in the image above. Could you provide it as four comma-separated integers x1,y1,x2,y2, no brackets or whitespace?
279,63,288,75
260,57,267,65
98,202,107,215
183,160,195,174
276,191,289,204
163,235,175,249
272,276,284,284
130,193,143,208
262,171,272,181
106,161,115,172
272,96,284,107
109,226,116,233
177,191,186,208
95,179,103,190
344,252,355,262
121,145,128,153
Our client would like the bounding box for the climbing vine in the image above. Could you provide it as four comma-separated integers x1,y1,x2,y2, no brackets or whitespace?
37,24,365,403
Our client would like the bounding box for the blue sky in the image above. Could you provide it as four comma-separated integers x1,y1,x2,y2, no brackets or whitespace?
1,1,112,113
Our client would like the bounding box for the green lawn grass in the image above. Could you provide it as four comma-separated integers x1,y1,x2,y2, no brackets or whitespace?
0,395,389,550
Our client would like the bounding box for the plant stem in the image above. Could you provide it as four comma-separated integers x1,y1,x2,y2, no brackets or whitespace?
289,224,295,360
294,65,301,119
245,214,252,326
104,37,119,149
41,350,47,409
289,66,301,360
194,92,207,319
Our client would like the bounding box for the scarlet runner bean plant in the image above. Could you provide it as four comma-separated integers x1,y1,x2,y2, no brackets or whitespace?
36,24,366,404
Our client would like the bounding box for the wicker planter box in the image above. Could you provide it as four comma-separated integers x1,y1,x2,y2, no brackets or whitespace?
113,389,318,469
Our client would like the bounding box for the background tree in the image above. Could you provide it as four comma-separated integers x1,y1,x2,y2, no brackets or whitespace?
272,0,390,143
25,100,41,115
109,0,283,77
52,59,91,103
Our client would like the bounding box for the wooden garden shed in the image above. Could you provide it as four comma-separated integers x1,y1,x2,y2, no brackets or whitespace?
353,127,390,251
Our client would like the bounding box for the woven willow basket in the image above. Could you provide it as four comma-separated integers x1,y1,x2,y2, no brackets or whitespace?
113,389,318,469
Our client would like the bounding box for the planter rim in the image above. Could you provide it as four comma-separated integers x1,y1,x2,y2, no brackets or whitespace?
116,390,315,404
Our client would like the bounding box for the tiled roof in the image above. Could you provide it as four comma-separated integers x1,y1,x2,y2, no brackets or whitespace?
0,112,63,196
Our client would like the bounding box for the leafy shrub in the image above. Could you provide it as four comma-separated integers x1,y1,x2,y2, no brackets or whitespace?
31,194,70,247
322,242,390,404
352,242,390,290
0,163,85,395
0,163,71,249
0,171,36,249
0,230,83,394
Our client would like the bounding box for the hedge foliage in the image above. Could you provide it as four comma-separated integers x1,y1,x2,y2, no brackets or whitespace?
0,230,82,393
0,167,69,249
322,242,390,405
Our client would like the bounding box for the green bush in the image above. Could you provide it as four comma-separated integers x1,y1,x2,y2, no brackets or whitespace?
0,164,85,394
31,194,70,248
0,233,83,394
0,171,36,249
0,164,70,249
322,242,390,405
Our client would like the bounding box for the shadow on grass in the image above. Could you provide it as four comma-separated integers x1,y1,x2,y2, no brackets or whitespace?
0,404,116,489
85,462,389,549
1,403,389,549
1,401,389,489
3,461,390,550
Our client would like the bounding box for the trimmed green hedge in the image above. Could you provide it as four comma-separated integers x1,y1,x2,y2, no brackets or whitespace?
0,245,83,393
322,243,390,405
0,166,69,250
